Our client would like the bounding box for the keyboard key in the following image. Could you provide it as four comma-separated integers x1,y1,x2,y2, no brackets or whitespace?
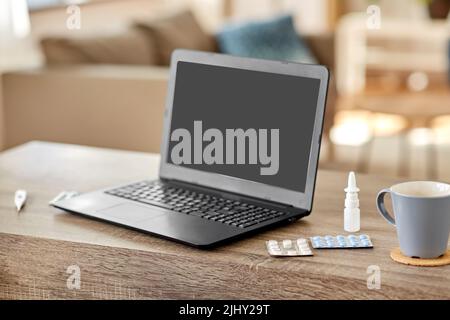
206,211,222,216
256,216,273,223
189,211,205,217
240,221,258,228
138,198,173,210
217,209,235,215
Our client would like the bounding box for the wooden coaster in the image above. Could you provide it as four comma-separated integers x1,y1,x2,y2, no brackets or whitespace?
390,247,450,267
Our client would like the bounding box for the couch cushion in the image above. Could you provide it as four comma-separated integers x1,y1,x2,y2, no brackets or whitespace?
216,15,316,64
135,10,217,65
40,28,158,66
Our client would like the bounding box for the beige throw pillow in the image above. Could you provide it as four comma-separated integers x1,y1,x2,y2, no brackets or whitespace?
134,10,217,65
40,28,158,66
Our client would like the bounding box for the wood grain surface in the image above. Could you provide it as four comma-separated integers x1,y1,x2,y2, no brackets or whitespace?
0,141,449,299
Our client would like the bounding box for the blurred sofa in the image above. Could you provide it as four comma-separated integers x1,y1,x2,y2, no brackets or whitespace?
2,65,168,152
1,11,335,153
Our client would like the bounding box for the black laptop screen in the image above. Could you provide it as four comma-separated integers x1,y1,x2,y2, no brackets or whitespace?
167,61,320,193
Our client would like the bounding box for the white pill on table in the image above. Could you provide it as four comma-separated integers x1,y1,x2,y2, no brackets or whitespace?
268,240,278,247
283,239,292,249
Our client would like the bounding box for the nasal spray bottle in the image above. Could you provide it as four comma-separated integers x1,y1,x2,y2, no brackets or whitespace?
344,172,360,232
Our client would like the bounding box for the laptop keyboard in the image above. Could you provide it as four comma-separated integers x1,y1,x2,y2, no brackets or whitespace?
105,181,287,228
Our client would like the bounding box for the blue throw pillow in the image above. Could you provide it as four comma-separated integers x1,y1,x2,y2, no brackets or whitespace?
216,15,316,64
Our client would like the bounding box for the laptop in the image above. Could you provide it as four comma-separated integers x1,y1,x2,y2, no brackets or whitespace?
53,49,329,248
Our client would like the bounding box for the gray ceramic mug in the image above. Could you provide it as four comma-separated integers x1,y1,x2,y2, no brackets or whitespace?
376,181,450,259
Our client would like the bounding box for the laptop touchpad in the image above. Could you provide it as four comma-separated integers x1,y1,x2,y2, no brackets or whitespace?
96,203,167,223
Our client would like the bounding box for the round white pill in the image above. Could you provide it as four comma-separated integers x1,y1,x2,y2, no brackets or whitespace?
283,239,292,249
268,240,278,246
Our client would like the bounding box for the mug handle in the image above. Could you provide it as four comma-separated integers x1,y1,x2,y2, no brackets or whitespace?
376,189,396,225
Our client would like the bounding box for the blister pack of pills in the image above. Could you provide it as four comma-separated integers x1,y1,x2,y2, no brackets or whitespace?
310,234,373,249
266,238,313,257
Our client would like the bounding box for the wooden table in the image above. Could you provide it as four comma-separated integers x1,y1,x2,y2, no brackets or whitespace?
0,142,449,299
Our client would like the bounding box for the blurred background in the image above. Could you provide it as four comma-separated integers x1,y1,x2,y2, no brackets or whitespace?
0,0,449,180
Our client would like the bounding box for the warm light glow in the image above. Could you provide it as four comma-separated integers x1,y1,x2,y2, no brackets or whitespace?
408,128,434,146
331,110,407,146
432,115,450,127
330,123,372,146
331,111,372,146
432,115,450,144
334,110,372,125
371,113,407,136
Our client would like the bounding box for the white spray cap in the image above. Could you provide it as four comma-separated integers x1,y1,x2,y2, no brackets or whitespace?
344,171,360,193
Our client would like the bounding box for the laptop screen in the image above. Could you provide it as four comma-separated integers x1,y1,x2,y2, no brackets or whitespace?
167,61,321,193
